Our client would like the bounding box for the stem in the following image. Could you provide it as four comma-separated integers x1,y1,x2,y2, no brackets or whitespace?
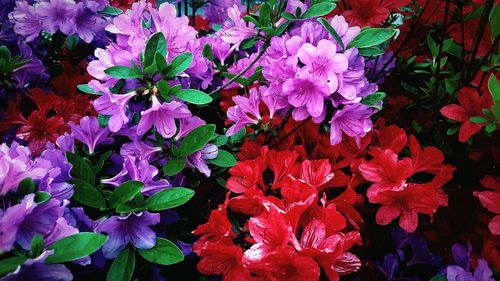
270,117,310,148
208,43,268,96
265,107,293,145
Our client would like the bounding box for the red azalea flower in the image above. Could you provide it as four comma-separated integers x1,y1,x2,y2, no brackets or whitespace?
473,176,500,235
440,86,493,142
110,0,156,10
16,111,66,154
359,131,455,232
342,0,411,27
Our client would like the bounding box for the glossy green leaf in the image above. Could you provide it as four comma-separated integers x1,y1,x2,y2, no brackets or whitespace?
469,116,488,124
72,179,106,209
174,89,213,105
107,247,135,281
18,177,35,195
208,150,237,167
66,152,95,184
178,124,216,157
164,52,193,77
137,238,184,265
31,234,44,258
144,187,194,211
347,28,396,49
0,256,27,276
104,66,143,79
301,2,336,18
47,233,108,263
144,32,166,68
108,181,144,209
163,158,186,177
317,17,344,51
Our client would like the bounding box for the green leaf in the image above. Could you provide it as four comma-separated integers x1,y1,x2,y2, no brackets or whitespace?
137,238,184,265
281,12,297,20
446,125,459,135
485,122,496,133
144,187,194,211
358,47,385,57
259,3,271,26
489,4,500,39
0,256,27,276
104,66,143,79
155,52,168,71
99,6,123,16
347,28,396,49
317,18,344,51
361,92,386,109
469,116,488,124
301,2,336,18
163,158,186,177
98,114,111,128
72,179,106,209
144,32,166,68
66,152,95,184
34,191,51,204
240,37,257,50
47,233,108,263
31,234,44,257
174,89,213,105
242,14,260,26
107,247,135,281
429,275,447,281
208,150,237,167
164,52,193,77
202,44,214,61
178,124,216,157
0,46,11,60
18,177,35,195
488,74,500,102
77,84,99,95
108,181,144,209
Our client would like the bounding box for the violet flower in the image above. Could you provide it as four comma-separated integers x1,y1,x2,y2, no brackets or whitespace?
37,0,77,35
120,137,162,162
137,96,192,138
0,250,73,281
218,4,257,52
93,91,137,132
69,116,113,154
329,104,374,146
9,1,43,42
446,243,495,281
95,211,160,259
186,144,218,177
102,155,170,195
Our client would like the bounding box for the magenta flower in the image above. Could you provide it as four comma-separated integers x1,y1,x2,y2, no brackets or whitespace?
329,104,374,146
69,116,113,154
226,87,262,136
120,137,162,161
218,4,257,51
297,39,348,92
282,74,330,120
186,144,218,177
95,211,160,259
93,91,137,132
175,116,206,141
137,96,192,138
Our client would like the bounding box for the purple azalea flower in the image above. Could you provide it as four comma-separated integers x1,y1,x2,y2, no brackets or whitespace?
102,155,170,195
120,137,162,161
93,91,137,132
366,51,396,84
9,1,44,42
446,243,495,281
95,211,160,259
203,0,244,26
12,42,48,88
329,104,374,146
137,96,192,138
226,87,262,136
282,74,330,120
0,195,77,253
175,116,206,141
329,15,361,48
73,3,107,43
186,144,218,177
0,250,73,281
0,142,49,195
297,39,348,92
37,0,76,35
218,4,257,51
69,116,113,154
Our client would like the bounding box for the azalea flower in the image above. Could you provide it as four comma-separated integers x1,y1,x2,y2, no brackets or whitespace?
473,176,500,235
440,87,493,142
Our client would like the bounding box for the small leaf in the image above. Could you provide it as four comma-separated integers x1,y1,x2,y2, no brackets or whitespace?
489,4,499,39
317,18,344,51
72,179,106,209
485,122,496,133
104,66,143,79
34,192,51,204
429,275,447,281
163,158,186,177
164,52,193,77
18,177,35,195
347,28,396,49
361,92,386,108
0,256,27,276
99,6,123,16
137,238,184,265
281,12,297,20
144,32,166,68
488,74,500,102
155,52,168,71
358,47,385,57
66,152,95,184
47,233,108,263
259,3,271,26
144,187,194,211
77,84,99,95
174,89,213,105
107,247,135,281
469,116,489,124
31,234,44,258
178,124,216,157
446,125,460,135
108,181,144,209
301,2,336,18
202,44,214,61
208,150,237,167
